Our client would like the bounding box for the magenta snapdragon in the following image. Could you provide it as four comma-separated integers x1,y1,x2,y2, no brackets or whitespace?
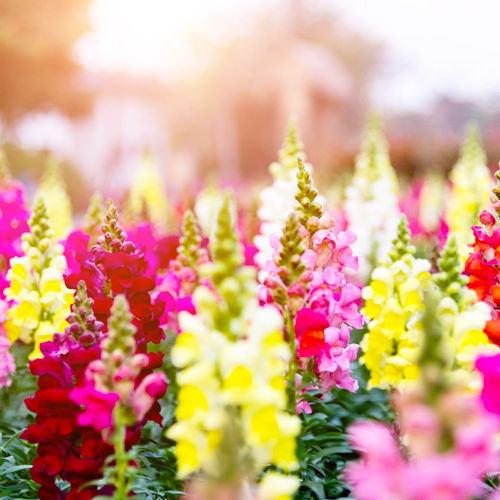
260,214,364,400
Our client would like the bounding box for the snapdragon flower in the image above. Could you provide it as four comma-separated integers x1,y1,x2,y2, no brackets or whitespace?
446,124,492,261
71,294,167,500
4,197,74,360
360,215,433,389
123,149,171,233
344,113,400,280
36,156,72,239
167,192,300,500
260,158,364,407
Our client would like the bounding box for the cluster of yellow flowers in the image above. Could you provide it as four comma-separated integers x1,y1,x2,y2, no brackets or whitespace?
446,123,492,260
36,156,73,239
167,193,300,500
4,198,73,359
361,216,497,391
360,216,432,389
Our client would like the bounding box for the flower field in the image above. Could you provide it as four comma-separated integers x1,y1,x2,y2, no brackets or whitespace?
3,115,500,500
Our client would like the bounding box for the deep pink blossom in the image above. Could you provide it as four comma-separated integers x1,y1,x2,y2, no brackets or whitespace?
70,386,119,432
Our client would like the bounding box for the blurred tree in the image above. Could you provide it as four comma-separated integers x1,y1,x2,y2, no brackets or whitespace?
0,0,92,124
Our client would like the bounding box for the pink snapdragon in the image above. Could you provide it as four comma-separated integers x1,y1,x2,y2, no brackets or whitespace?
261,219,364,399
346,395,500,500
0,180,30,295
155,271,196,332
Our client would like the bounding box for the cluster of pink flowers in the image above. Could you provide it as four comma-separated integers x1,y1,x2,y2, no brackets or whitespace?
346,389,500,500
0,177,30,388
260,219,364,401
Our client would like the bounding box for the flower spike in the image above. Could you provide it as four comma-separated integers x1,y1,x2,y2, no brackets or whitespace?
388,214,415,262
177,209,203,269
84,191,105,238
294,157,324,236
64,280,104,347
92,199,135,254
209,191,244,287
433,234,468,300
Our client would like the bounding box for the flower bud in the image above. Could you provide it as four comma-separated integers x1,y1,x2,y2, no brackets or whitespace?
479,210,495,227
300,271,314,283
110,239,122,251
111,349,125,365
321,217,336,230
264,277,277,289
306,217,321,230
122,241,136,254
79,331,96,348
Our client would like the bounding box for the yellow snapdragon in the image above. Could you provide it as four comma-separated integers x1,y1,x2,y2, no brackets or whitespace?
167,192,299,500
36,156,72,239
446,123,492,260
360,216,433,389
124,149,171,232
4,197,73,359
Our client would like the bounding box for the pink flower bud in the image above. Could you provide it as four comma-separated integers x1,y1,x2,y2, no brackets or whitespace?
300,271,314,283
277,266,291,278
479,210,496,227
179,267,196,282
287,283,306,299
114,365,135,382
264,277,277,289
122,241,136,254
321,217,336,230
111,349,125,365
307,217,321,230
130,353,149,370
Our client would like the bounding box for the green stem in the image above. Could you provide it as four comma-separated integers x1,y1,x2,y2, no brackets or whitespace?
285,310,297,415
113,404,128,500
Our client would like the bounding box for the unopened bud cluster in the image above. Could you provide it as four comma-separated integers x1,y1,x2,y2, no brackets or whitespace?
91,199,136,255
63,280,104,348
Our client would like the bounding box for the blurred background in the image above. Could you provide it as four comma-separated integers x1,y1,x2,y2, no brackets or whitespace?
2,0,500,212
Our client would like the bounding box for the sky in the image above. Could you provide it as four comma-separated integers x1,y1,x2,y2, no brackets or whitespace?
77,0,500,112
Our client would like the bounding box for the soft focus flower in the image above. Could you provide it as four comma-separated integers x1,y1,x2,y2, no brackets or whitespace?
344,113,400,280
123,149,171,233
254,118,324,274
36,156,72,239
446,124,493,261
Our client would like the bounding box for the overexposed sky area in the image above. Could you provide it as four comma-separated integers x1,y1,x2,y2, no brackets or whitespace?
78,0,500,112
